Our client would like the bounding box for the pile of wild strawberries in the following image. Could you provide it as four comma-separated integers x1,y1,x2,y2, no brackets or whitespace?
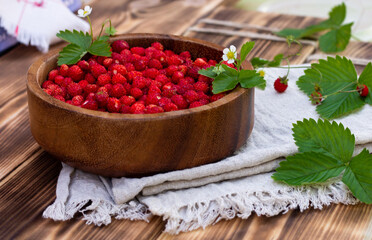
42,40,227,114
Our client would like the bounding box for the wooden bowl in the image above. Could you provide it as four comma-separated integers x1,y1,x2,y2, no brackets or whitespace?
27,33,254,177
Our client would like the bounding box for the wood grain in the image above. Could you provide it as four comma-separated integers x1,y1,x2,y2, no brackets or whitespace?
1,1,371,239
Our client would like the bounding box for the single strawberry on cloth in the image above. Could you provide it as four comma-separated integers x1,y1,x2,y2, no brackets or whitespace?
43,66,372,234
0,0,89,52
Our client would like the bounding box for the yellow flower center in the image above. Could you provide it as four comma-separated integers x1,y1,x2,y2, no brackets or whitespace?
83,10,88,15
226,51,235,60
258,70,265,77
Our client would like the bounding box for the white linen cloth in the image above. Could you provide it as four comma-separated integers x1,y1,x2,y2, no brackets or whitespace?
0,0,89,52
43,66,372,234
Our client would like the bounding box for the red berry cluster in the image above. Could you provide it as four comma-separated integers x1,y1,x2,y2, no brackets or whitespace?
42,40,227,114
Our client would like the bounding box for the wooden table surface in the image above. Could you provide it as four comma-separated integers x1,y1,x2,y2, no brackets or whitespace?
1,1,371,239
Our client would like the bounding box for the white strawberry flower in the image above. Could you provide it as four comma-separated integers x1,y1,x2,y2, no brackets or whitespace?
78,6,92,18
222,45,237,64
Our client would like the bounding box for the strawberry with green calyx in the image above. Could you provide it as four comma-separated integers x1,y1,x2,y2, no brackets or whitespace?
357,84,369,97
274,76,288,93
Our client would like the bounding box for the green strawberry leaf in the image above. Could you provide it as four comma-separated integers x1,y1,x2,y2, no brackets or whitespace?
88,40,112,57
238,69,266,90
57,44,87,65
272,151,345,185
328,2,346,26
251,54,283,69
275,28,306,39
57,30,92,49
105,25,117,36
240,41,255,63
358,62,372,105
250,57,269,69
267,54,284,67
98,35,110,42
342,149,372,204
292,119,355,163
297,56,357,96
211,65,239,94
319,23,353,53
199,66,218,78
316,90,365,119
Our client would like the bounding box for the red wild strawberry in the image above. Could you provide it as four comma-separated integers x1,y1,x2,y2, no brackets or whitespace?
149,58,163,69
90,64,107,78
53,95,65,102
82,99,98,110
130,87,143,99
194,81,209,93
61,77,73,87
111,73,127,84
78,80,88,89
111,84,126,98
120,95,136,106
310,91,323,105
86,92,96,101
112,64,127,76
131,47,146,56
68,65,84,81
127,71,142,83
96,91,109,107
184,90,199,103
59,64,69,77
104,83,113,95
48,69,58,81
124,63,135,72
171,95,188,109
112,40,129,53
130,102,146,114
164,103,178,112
132,76,147,89
84,84,98,94
274,77,288,93
166,65,178,77
143,68,160,79
153,51,166,64
146,93,161,105
103,58,113,68
189,101,203,109
162,82,177,98
67,82,83,97
112,53,124,64
172,71,184,84
199,98,209,105
194,58,207,68
357,84,369,97
71,95,84,106
78,60,90,71
52,86,66,97
42,80,54,89
155,74,169,85
134,59,147,71
178,65,188,75
107,97,121,113
151,42,164,51
158,97,171,107
84,73,96,84
179,51,191,59
97,74,111,86
167,55,183,66
208,59,217,66
164,50,175,57
210,93,226,102
54,75,64,85
146,104,164,114
120,105,131,113
43,88,53,95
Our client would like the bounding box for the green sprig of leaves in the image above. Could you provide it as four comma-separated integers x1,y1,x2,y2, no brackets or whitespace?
198,41,266,94
275,3,353,53
251,54,284,69
273,118,372,204
57,25,116,65
297,56,372,119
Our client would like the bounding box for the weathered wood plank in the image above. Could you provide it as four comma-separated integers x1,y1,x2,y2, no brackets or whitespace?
1,2,371,240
